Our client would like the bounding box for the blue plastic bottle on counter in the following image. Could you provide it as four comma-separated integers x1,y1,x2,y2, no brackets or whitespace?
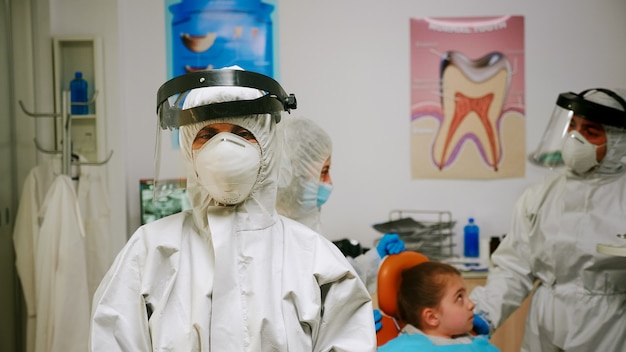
464,218,480,258
70,71,88,115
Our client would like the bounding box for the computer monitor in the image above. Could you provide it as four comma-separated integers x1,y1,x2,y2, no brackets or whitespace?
139,178,190,225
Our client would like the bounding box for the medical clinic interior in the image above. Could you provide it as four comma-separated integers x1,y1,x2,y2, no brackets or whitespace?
2,0,626,351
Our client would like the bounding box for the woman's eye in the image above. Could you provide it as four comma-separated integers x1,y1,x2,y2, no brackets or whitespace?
240,131,252,138
195,132,215,142
590,129,602,137
237,131,257,142
584,129,601,139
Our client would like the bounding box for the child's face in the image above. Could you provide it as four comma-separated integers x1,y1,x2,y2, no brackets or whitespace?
436,275,475,337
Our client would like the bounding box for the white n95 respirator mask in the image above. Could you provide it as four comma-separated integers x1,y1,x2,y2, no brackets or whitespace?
193,132,261,205
561,130,602,174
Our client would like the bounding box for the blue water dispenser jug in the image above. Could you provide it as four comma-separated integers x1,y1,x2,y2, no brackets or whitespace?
169,0,275,77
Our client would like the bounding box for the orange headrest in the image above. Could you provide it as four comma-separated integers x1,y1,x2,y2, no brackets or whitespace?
377,251,429,317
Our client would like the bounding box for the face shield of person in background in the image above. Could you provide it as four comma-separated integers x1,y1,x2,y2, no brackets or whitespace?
529,88,626,175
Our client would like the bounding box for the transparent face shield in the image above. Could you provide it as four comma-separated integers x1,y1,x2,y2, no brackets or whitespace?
152,69,296,203
528,104,573,168
529,89,626,168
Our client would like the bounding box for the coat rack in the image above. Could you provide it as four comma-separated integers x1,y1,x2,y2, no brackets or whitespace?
19,90,113,175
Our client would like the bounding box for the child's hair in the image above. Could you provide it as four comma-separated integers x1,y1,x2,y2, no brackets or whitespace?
396,261,462,329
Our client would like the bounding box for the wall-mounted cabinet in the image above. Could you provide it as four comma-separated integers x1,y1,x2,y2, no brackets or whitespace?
52,36,105,162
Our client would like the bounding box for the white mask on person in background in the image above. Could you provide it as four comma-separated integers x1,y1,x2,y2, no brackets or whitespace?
561,130,603,174
193,132,261,205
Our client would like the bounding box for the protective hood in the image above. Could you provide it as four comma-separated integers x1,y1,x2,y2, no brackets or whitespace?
179,86,281,235
276,116,332,233
583,89,626,176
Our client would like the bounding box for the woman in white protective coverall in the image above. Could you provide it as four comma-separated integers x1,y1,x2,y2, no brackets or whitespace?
275,116,406,295
89,68,377,351
470,88,626,352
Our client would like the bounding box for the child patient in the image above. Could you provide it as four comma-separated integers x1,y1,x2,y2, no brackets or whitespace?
378,261,500,351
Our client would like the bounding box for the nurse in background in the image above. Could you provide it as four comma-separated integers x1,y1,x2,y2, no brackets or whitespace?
276,116,405,294
471,88,626,351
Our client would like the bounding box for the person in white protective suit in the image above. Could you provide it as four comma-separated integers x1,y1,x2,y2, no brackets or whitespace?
470,88,626,351
275,116,406,295
89,68,377,351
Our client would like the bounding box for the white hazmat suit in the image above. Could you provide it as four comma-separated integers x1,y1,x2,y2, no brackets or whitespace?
470,89,626,351
89,78,376,351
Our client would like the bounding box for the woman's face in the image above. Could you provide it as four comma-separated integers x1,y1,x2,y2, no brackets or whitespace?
192,122,257,150
319,157,332,185
567,115,607,162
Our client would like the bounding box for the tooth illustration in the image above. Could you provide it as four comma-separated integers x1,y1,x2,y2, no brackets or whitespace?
435,51,511,171
181,32,217,53
233,26,243,39
185,64,214,73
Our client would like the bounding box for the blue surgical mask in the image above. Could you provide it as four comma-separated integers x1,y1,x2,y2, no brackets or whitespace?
302,181,333,208
317,182,333,207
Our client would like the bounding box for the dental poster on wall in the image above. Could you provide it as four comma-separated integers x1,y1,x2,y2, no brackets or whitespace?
164,0,279,79
160,0,279,155
410,16,525,179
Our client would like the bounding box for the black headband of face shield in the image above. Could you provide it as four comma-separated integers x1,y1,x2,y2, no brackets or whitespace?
556,88,626,129
156,70,297,129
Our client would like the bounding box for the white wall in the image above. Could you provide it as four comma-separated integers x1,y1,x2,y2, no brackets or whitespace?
51,0,626,250
274,0,626,250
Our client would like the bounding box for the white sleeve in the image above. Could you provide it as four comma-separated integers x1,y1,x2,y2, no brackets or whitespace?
312,239,377,352
89,233,152,352
313,271,377,352
469,186,539,331
346,248,381,295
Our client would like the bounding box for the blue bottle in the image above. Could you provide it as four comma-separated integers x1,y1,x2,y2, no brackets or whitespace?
464,218,480,258
70,71,88,115
168,0,275,77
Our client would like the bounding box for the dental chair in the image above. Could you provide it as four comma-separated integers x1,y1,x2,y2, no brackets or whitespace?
376,251,429,347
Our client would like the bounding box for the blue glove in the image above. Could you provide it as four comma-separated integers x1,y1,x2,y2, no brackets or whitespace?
473,313,491,336
376,233,406,258
373,309,383,332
